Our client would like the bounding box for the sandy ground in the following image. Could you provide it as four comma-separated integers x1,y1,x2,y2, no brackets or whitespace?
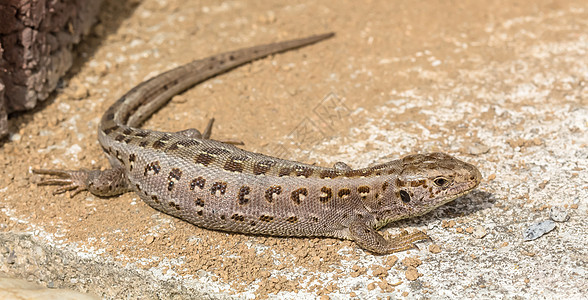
1,0,586,298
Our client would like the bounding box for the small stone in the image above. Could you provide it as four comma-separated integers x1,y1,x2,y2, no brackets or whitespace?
371,265,388,277
523,220,556,241
428,244,442,254
472,225,487,239
468,143,490,155
401,257,422,268
145,235,155,244
367,282,376,290
377,279,390,291
349,291,357,297
549,206,569,222
385,255,399,267
405,266,422,281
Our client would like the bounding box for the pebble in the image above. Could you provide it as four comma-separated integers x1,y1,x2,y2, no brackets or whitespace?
472,225,487,239
523,220,556,241
549,206,569,222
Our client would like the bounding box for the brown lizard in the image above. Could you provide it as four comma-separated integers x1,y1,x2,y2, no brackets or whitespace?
34,33,482,254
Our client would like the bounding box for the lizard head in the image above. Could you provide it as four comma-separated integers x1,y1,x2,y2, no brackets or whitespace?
369,152,482,229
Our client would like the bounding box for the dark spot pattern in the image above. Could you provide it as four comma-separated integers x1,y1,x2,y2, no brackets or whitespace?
103,125,119,135
144,161,161,176
259,215,274,222
195,153,215,166
294,166,313,178
210,181,227,196
311,216,319,222
139,140,149,148
128,153,136,171
319,187,332,203
167,168,182,191
320,170,338,179
291,188,308,205
238,186,251,205
231,214,245,222
357,186,370,199
194,147,230,166
253,160,275,175
278,167,292,177
152,134,172,149
168,202,181,210
382,181,389,192
190,177,206,190
122,128,133,135
194,198,205,207
152,140,166,149
151,195,160,204
135,130,149,138
224,155,248,173
338,188,351,199
115,135,125,142
286,216,298,223
265,185,282,203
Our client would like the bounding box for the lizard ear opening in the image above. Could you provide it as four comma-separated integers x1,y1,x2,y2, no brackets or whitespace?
399,190,411,203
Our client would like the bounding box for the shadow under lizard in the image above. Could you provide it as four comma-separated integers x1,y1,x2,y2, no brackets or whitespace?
34,33,482,254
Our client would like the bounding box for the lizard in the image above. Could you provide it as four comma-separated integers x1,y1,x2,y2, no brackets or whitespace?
33,32,482,254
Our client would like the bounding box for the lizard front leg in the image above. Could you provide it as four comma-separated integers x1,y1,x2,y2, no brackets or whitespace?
348,220,430,254
33,166,131,197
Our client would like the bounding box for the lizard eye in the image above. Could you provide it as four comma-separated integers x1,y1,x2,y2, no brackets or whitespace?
433,177,449,187
399,190,411,203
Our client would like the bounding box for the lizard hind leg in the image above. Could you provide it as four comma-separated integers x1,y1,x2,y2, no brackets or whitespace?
348,220,430,254
33,166,131,197
180,118,244,145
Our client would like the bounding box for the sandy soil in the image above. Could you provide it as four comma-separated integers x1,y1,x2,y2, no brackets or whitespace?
1,0,586,298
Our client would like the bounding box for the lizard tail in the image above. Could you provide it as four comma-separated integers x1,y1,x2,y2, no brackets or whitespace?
99,32,335,131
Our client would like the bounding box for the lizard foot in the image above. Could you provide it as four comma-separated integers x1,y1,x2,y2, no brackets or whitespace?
349,220,431,254
33,169,92,197
33,167,131,197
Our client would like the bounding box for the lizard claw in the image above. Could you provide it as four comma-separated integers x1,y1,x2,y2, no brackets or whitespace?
33,169,89,197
